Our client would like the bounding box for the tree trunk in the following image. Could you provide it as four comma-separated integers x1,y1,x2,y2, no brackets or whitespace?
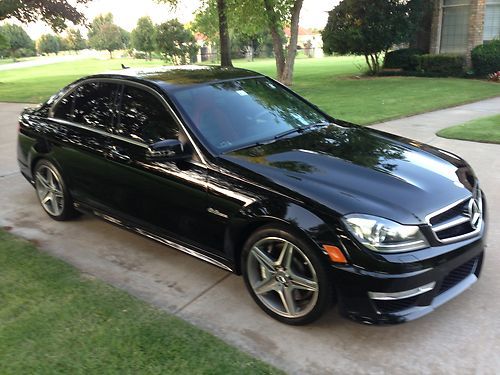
263,0,285,79
216,0,233,67
109,50,113,59
281,0,303,85
364,54,374,75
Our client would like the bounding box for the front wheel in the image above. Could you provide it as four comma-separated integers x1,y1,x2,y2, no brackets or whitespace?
34,159,78,221
242,225,333,325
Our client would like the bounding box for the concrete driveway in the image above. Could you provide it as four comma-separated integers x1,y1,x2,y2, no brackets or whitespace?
1,99,500,374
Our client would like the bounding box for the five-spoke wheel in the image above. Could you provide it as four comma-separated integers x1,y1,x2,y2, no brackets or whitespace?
242,226,332,325
34,160,77,221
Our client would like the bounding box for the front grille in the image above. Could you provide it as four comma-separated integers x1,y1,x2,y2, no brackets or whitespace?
428,188,483,243
439,257,478,294
374,296,418,314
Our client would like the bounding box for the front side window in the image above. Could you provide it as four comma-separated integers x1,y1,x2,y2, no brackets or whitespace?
73,82,118,132
170,77,329,153
115,85,178,144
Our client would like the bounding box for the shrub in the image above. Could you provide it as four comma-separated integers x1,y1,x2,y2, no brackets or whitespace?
471,40,500,76
133,51,148,59
417,54,465,76
383,48,424,70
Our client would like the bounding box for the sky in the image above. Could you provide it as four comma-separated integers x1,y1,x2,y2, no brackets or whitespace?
14,0,339,39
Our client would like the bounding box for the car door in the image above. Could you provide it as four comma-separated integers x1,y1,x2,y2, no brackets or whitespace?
49,80,122,213
103,83,224,256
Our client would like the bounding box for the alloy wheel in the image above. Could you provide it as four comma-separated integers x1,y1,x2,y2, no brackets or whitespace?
246,236,319,319
35,164,65,217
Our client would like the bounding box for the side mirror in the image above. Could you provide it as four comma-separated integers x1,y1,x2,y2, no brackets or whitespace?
146,139,191,161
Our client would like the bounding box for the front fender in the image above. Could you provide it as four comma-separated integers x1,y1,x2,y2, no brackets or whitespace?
225,198,344,273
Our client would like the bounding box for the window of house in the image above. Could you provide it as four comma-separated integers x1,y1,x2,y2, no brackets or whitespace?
115,85,178,144
484,0,500,41
440,0,471,53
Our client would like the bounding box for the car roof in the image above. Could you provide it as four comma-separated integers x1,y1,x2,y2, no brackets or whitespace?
88,65,264,92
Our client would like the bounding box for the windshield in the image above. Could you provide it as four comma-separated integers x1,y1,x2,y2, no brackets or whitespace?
170,77,330,153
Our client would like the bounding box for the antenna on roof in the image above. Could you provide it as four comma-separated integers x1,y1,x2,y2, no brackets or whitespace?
121,64,130,69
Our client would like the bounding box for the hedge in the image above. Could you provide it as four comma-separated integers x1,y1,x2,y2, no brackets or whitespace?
383,48,424,71
417,54,466,77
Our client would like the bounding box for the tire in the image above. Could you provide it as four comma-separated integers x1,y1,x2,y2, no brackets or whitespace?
33,159,78,221
241,224,333,325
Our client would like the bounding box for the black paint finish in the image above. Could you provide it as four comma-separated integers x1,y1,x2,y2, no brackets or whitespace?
17,66,486,324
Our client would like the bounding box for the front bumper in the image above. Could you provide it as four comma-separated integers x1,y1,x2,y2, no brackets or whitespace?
331,235,485,324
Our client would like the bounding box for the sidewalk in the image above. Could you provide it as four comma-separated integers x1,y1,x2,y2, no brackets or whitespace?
0,53,96,72
370,96,500,143
1,97,500,374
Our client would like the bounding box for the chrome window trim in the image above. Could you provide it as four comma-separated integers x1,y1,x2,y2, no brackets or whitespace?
50,117,149,148
48,77,207,165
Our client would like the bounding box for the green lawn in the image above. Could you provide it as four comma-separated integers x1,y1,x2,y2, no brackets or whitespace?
0,56,499,124
436,114,500,144
235,57,500,124
0,58,165,104
0,230,280,374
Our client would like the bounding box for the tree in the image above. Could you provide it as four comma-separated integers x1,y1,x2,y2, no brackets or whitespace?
0,24,34,60
65,28,86,52
57,35,70,52
158,0,233,67
322,0,411,75
131,16,156,59
0,0,91,31
37,34,60,55
263,0,304,85
0,33,9,52
88,13,124,58
216,0,232,67
155,19,198,65
192,0,297,83
120,28,131,49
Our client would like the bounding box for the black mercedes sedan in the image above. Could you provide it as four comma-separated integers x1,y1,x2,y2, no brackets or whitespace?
17,66,486,325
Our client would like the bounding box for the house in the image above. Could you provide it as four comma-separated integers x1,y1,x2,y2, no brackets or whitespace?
284,26,324,58
429,0,500,60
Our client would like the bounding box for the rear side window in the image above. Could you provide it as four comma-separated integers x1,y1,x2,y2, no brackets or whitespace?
53,92,75,121
115,85,178,144
72,82,118,132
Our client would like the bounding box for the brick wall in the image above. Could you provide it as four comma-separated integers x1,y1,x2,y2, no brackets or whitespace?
466,0,486,66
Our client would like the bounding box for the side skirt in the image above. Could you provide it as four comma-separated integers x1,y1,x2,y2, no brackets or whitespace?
74,202,234,273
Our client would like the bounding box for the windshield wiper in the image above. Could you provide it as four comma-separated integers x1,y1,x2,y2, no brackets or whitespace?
273,122,330,141
225,122,331,153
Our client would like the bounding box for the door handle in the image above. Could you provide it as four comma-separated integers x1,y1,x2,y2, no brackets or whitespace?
105,146,131,163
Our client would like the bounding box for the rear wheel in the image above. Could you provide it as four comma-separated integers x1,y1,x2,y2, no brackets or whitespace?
34,159,78,221
242,225,333,325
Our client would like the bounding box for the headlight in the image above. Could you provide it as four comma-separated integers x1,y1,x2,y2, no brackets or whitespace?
342,214,429,253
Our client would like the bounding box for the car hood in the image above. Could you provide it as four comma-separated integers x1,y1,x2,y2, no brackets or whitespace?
221,124,476,224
